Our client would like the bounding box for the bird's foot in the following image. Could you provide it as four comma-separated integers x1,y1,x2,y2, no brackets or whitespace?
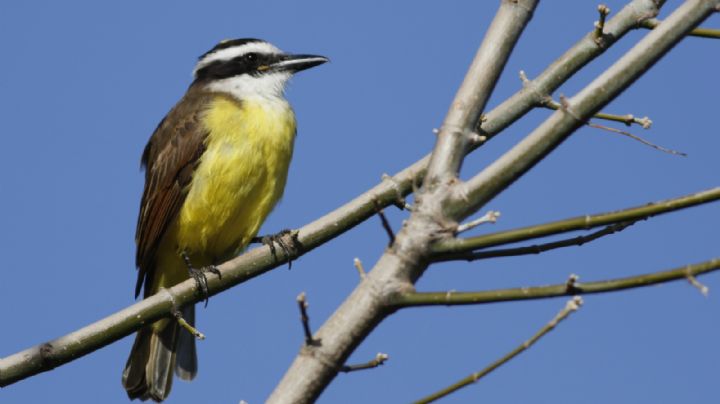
182,252,221,307
251,229,302,269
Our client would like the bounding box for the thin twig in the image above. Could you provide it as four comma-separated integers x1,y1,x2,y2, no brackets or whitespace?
296,292,316,345
413,297,583,404
456,210,501,233
442,221,634,262
340,353,389,373
173,310,205,340
391,258,720,308
376,208,396,246
640,18,720,39
542,98,651,128
686,272,709,297
433,187,720,259
587,122,686,156
594,4,611,41
353,258,366,280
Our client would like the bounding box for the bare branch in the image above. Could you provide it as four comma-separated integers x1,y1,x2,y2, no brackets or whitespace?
454,0,719,221
391,258,720,308
433,187,720,259
424,1,537,185
268,2,540,402
588,122,686,156
686,273,710,297
438,221,634,262
594,4,611,41
542,98,652,128
640,17,720,39
296,292,316,346
0,0,673,389
340,353,389,373
173,309,205,341
476,0,665,141
456,210,501,233
353,258,367,280
413,297,582,404
374,204,396,246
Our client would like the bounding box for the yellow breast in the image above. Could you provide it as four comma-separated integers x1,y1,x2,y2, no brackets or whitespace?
176,94,296,261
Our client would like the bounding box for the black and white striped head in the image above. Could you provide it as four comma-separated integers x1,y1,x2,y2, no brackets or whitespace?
193,38,328,100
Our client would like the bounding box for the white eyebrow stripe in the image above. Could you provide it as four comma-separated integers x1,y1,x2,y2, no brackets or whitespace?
193,42,283,76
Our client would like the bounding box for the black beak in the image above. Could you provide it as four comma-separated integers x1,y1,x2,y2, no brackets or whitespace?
271,54,329,73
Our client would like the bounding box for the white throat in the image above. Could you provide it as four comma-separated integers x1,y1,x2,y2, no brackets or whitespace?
205,72,291,103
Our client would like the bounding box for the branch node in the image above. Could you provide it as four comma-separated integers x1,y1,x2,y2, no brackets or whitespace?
637,116,652,129
456,210,500,233
519,70,553,106
594,4,611,44
565,274,581,293
557,94,583,124
297,292,318,346
445,289,456,301
353,257,366,280
686,270,709,297
567,295,584,311
340,352,389,373
381,173,411,210
469,131,488,146
519,70,530,85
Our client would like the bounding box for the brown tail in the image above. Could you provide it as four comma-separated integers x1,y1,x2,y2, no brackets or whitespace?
122,305,197,402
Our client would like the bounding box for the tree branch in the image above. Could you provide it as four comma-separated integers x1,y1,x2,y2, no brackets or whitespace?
453,0,719,221
268,2,539,402
437,221,634,262
391,258,720,308
541,98,652,128
339,353,389,373
587,122,686,156
640,17,720,39
432,187,720,260
413,297,583,404
0,0,673,389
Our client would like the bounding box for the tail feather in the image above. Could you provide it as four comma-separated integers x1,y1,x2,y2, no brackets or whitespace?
122,306,197,402
175,305,198,380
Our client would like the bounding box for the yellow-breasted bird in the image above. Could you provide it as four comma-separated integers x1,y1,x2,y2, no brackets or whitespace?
122,38,327,402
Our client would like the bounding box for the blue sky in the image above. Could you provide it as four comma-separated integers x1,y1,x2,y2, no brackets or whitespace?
1,1,718,403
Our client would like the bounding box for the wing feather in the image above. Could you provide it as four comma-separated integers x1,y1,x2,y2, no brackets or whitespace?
134,90,212,298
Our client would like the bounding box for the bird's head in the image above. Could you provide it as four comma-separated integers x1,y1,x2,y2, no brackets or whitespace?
192,38,328,100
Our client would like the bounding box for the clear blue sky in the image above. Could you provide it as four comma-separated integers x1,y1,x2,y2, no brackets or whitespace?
1,1,718,403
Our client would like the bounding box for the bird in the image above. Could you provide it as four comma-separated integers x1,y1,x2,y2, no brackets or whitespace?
122,38,327,402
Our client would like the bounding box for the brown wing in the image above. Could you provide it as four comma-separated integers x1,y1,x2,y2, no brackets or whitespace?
134,89,212,298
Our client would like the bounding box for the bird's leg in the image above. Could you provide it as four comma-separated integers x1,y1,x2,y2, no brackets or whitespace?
251,229,302,269
181,251,221,307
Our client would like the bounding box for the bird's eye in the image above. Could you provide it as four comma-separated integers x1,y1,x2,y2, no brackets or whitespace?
244,53,258,62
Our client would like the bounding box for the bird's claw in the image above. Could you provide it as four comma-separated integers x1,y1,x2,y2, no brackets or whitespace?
252,229,301,269
182,252,220,307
